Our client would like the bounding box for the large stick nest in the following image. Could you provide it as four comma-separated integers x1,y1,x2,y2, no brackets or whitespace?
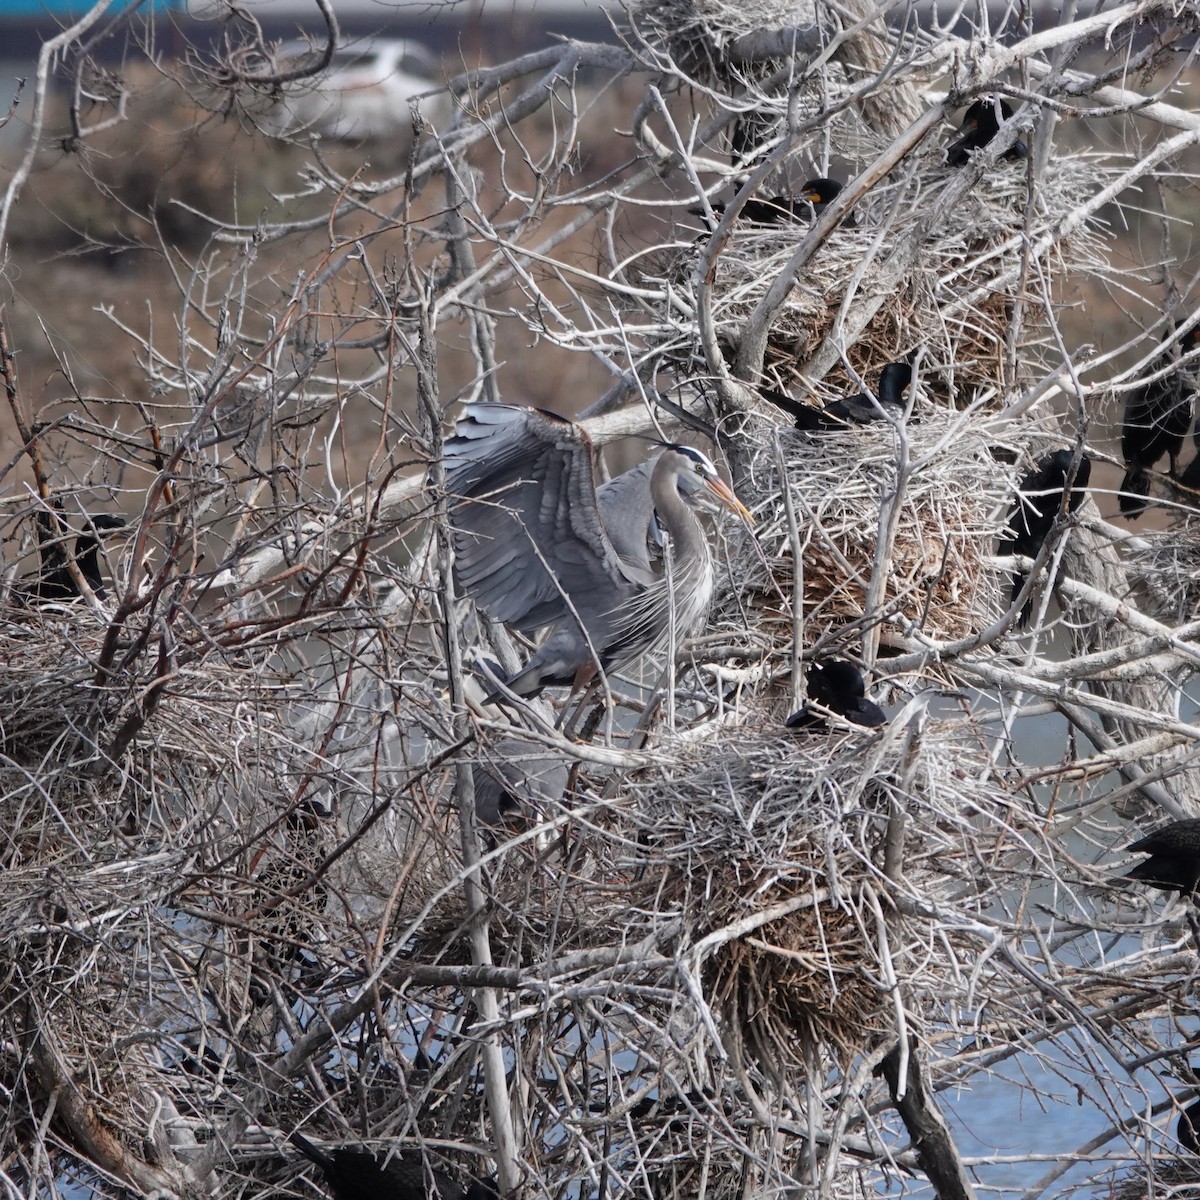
642,156,1107,405
411,704,1016,1072
1126,507,1200,623
708,419,1018,647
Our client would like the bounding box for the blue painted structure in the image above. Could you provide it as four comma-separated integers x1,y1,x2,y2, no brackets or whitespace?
0,0,177,14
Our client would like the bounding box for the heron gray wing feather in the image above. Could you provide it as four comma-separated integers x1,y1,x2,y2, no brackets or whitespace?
446,404,641,632
596,456,662,578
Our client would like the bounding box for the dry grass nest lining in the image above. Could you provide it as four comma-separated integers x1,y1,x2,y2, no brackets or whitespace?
643,156,1108,402
707,418,1023,646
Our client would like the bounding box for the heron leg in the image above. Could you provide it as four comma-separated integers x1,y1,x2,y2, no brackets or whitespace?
555,662,599,735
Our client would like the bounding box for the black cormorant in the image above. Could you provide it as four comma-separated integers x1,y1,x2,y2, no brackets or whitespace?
1119,819,1200,897
290,1131,498,1200
946,97,1029,166
690,178,857,228
825,362,913,424
998,449,1091,625
1120,323,1200,519
1180,1098,1200,1154
795,177,851,221
763,362,912,430
14,513,126,604
786,660,887,731
1177,407,1200,493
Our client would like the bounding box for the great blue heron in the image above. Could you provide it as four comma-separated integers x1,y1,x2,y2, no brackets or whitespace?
1119,323,1200,519
1118,819,1200,897
472,738,569,825
444,403,753,701
998,448,1091,625
290,1131,498,1200
945,97,1029,166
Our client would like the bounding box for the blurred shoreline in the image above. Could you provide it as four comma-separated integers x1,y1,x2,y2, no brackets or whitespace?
0,0,620,63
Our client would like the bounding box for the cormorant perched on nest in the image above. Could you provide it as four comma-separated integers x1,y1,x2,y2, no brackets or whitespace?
998,449,1091,625
1118,819,1200,897
946,97,1029,166
785,660,887,731
290,1131,498,1200
763,362,912,430
690,177,857,228
1120,323,1200,519
13,513,126,604
1180,1098,1200,1154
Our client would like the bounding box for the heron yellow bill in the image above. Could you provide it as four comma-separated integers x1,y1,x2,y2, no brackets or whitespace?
705,476,755,526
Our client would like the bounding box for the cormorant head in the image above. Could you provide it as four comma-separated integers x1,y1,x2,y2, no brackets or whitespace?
800,177,844,206
878,361,913,395
83,514,128,536
809,660,866,703
799,660,888,728
1042,448,1073,478
960,96,1014,132
463,1177,501,1200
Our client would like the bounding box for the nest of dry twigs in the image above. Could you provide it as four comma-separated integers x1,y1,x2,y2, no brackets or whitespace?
0,593,339,1139
629,0,816,84
601,715,1006,1064
643,155,1107,408
415,704,1016,1074
707,419,1018,646
1127,508,1200,623
0,610,124,772
1107,1153,1200,1200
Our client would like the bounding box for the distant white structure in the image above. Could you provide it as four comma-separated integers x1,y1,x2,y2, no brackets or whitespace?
264,37,448,143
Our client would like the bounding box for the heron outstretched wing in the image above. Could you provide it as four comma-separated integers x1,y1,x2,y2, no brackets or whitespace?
445,404,646,633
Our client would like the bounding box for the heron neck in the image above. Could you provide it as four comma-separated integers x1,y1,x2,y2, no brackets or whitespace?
649,464,711,586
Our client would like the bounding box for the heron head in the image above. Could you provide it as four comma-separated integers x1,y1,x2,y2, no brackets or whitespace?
667,445,754,525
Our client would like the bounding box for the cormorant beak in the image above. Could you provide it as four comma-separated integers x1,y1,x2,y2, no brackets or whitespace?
705,477,755,526
802,189,821,205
